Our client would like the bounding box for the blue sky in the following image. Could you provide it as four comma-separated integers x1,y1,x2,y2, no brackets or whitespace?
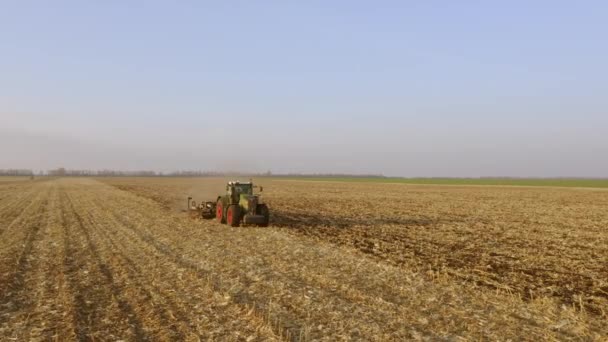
1,1,607,176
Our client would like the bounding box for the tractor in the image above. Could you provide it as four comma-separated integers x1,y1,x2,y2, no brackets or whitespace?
216,181,269,227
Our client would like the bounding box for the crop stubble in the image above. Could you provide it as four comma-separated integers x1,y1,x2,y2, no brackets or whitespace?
0,177,606,340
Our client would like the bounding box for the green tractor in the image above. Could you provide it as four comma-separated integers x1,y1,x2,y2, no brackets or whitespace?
216,181,269,227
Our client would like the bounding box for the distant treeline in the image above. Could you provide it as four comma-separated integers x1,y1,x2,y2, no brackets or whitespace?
45,169,229,177
0,168,386,178
0,169,34,176
270,173,386,178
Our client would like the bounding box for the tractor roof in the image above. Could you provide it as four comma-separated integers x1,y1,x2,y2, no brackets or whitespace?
227,181,252,185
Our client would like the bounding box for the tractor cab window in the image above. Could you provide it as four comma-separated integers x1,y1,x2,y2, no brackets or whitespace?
234,184,253,195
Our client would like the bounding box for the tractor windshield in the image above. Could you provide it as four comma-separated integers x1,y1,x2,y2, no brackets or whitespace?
233,184,253,195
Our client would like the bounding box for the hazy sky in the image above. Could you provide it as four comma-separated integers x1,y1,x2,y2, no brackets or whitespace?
1,1,607,177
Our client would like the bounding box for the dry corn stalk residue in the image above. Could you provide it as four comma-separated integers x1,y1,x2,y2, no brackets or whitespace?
0,177,606,340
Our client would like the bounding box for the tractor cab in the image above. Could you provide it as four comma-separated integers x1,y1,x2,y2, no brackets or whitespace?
227,181,253,196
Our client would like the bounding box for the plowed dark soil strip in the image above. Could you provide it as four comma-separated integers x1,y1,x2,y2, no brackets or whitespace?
272,209,608,317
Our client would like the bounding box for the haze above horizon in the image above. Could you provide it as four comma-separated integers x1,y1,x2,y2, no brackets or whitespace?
1,1,607,177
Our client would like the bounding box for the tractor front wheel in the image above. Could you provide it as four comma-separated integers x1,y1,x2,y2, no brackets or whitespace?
227,205,240,227
216,201,225,224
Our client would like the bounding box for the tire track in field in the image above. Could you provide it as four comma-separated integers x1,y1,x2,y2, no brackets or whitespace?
65,192,148,341
68,194,190,341
0,183,78,340
26,184,76,340
58,192,91,341
68,183,281,341
60,190,147,341
84,207,258,340
88,223,191,341
0,193,49,295
0,187,49,335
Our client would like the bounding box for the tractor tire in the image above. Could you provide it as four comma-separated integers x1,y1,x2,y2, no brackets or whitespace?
257,204,270,227
227,205,240,227
216,201,226,224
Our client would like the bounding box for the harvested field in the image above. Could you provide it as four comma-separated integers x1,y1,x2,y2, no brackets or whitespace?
0,177,31,183
1,177,607,340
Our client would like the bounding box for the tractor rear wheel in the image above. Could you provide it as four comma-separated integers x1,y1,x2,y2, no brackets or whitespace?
257,204,269,227
227,205,240,227
216,201,225,224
